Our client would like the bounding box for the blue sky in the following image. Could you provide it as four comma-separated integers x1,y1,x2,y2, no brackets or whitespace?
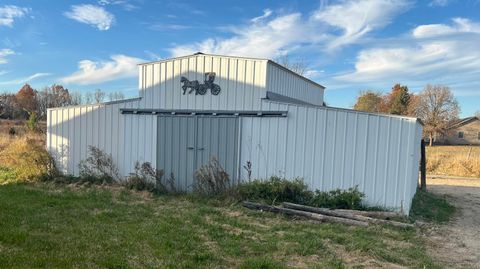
0,0,479,117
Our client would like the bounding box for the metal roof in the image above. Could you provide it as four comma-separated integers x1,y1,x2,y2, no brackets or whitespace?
447,116,479,129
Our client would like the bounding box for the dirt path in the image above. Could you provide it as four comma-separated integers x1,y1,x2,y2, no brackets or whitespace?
424,177,480,269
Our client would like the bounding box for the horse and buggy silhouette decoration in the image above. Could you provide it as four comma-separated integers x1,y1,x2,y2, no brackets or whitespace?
180,72,221,95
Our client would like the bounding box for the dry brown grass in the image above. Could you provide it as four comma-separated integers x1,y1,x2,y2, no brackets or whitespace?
0,119,46,136
426,146,480,178
0,131,53,184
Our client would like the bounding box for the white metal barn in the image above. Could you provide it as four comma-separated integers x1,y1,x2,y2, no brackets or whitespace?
47,53,423,213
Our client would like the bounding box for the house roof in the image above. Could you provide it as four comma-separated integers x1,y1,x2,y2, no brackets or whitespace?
447,116,479,129
138,52,326,90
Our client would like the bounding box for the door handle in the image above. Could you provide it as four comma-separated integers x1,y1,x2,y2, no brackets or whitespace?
197,148,205,151
187,147,195,150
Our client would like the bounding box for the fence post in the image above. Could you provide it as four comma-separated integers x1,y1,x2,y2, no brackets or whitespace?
420,139,426,191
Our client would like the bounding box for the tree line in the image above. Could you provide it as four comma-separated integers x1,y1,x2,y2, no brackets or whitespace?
0,84,125,121
353,84,460,146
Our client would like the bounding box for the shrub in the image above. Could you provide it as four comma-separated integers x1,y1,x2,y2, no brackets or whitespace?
0,136,57,183
309,187,365,209
26,112,39,132
194,157,230,196
8,127,16,136
124,175,155,192
125,162,169,193
236,177,366,210
236,177,313,205
78,146,119,184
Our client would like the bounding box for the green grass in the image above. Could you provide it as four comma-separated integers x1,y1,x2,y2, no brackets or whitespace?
0,183,440,268
410,190,456,223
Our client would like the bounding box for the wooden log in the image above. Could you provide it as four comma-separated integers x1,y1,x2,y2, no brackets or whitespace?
242,201,369,227
282,202,413,228
333,209,402,219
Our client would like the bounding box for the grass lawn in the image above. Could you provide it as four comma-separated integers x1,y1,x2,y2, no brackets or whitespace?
0,183,440,269
409,190,456,223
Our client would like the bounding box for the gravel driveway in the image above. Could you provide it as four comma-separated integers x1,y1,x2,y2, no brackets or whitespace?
424,176,480,269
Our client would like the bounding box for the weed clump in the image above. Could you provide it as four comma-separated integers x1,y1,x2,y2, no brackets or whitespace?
310,187,365,209
125,162,173,193
236,177,366,210
78,146,119,184
236,176,312,205
194,157,230,196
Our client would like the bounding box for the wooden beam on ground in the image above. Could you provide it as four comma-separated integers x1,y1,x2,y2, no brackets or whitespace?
242,201,369,227
282,202,413,229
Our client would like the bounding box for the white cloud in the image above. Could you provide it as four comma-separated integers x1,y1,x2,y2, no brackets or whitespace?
61,55,144,85
335,18,480,96
312,0,411,49
0,48,15,64
64,4,115,30
149,23,191,31
304,69,325,79
413,18,480,38
98,0,139,11
0,5,29,27
429,0,453,7
168,1,410,58
0,73,51,85
169,13,308,58
251,9,272,23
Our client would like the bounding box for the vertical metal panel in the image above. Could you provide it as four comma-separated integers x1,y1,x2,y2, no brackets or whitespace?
46,99,156,179
240,100,422,214
157,116,239,191
266,63,324,106
138,55,268,110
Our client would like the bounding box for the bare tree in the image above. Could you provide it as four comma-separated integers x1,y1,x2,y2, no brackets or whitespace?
70,91,83,105
276,54,308,76
35,85,76,119
0,93,21,119
409,84,460,146
84,92,94,104
94,89,105,103
108,91,125,101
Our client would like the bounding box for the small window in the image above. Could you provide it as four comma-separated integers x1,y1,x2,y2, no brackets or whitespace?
458,131,464,139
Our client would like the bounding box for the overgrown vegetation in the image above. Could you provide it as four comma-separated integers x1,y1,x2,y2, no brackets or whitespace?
427,146,480,178
124,161,175,193
78,146,120,184
310,187,365,209
410,190,455,223
236,177,366,210
0,134,56,184
236,177,312,205
194,157,230,196
0,183,440,268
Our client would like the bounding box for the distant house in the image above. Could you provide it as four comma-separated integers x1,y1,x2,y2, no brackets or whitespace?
439,116,480,145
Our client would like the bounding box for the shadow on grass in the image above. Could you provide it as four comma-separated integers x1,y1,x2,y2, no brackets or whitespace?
409,189,455,223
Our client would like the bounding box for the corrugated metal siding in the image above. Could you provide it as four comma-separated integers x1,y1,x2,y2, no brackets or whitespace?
156,116,239,191
138,55,268,110
239,100,422,213
266,63,324,106
46,99,157,178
